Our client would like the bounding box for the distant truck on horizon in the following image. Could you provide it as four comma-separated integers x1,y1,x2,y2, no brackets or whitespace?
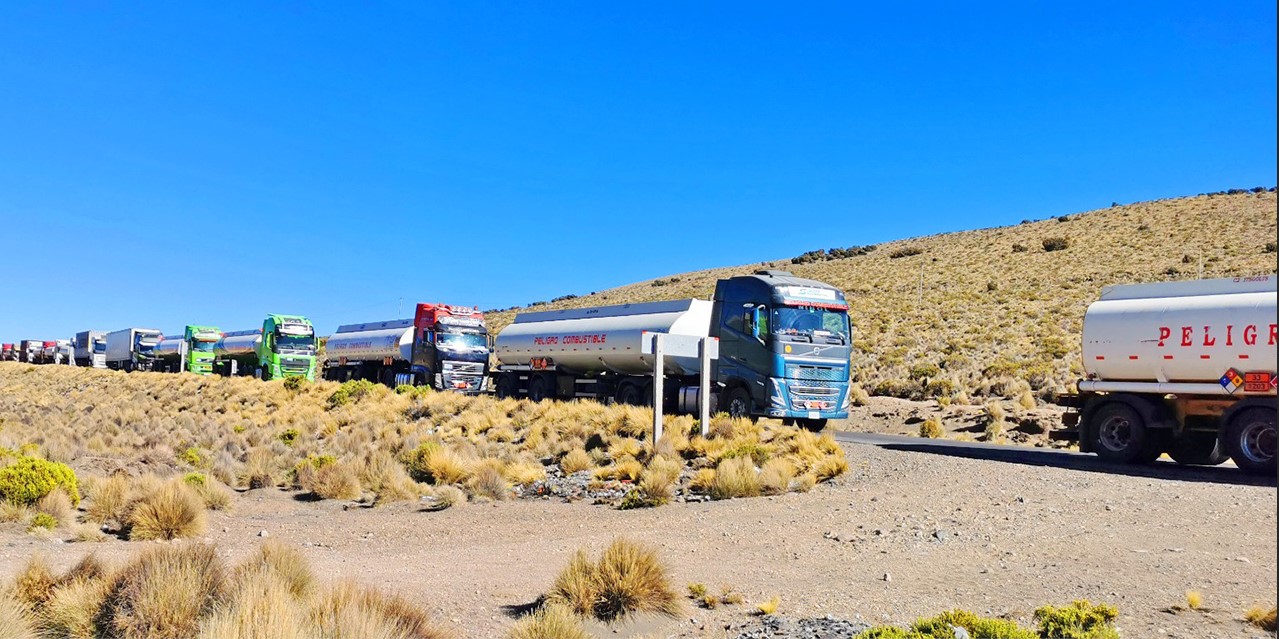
1056,276,1277,474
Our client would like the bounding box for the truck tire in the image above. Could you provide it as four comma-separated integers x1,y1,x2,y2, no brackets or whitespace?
528,375,554,402
1090,401,1154,464
797,418,828,432
1223,407,1277,475
1168,432,1229,466
616,382,642,406
495,373,518,399
724,386,752,420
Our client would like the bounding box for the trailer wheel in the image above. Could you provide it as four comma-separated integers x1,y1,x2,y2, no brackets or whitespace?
495,373,518,399
1224,407,1276,475
1090,402,1153,464
616,382,643,406
528,375,554,402
724,386,752,420
1168,432,1229,466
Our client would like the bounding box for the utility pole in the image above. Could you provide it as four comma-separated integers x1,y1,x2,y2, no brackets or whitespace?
398,297,403,316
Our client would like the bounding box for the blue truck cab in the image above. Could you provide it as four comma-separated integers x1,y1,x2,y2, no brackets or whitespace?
712,270,853,430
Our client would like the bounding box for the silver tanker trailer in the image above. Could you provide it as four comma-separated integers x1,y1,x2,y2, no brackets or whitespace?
492,271,854,430
1056,275,1277,474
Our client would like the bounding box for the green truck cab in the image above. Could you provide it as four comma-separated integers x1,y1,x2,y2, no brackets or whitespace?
155,325,222,375
216,314,318,381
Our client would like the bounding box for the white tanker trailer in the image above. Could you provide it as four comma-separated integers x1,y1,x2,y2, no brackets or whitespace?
1057,275,1277,474
493,271,854,430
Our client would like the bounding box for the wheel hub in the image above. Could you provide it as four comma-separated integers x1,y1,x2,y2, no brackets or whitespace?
1240,421,1277,463
1098,416,1132,452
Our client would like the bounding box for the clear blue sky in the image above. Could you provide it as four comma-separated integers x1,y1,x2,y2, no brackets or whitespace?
1,2,1275,339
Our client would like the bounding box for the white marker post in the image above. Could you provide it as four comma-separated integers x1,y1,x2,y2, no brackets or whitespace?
643,332,719,442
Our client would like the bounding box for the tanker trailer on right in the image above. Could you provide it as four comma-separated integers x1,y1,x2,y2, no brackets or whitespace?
1055,275,1277,474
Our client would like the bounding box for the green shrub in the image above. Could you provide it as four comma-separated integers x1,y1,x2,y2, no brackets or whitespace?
277,428,300,446
1034,600,1120,639
912,610,1035,638
720,442,769,466
908,363,941,381
326,379,379,408
401,442,442,483
177,447,207,469
0,456,81,506
183,472,207,488
282,375,306,392
919,417,944,439
395,384,415,395
28,512,58,531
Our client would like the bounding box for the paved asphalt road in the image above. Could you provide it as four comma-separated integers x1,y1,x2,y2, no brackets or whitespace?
830,430,1277,488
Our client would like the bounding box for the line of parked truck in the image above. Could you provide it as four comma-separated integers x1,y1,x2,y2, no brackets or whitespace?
1,272,1274,473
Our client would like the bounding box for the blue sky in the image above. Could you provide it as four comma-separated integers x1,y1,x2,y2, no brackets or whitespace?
1,2,1275,339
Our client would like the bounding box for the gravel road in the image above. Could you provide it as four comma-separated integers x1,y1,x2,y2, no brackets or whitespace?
1,437,1273,638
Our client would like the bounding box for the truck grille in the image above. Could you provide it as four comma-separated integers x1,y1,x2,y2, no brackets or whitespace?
443,361,484,375
785,364,844,381
280,357,311,374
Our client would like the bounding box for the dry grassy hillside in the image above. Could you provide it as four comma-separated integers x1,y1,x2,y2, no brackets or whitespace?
488,191,1278,402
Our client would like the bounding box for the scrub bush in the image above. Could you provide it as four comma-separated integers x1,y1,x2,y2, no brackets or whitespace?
0,455,80,506
1033,600,1120,639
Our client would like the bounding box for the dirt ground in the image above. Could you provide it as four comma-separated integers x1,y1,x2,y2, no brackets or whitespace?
2,425,1274,639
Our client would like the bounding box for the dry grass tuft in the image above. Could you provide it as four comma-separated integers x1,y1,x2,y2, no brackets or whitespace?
1245,605,1277,631
36,488,75,526
309,580,454,639
548,538,680,622
466,460,511,501
40,574,115,639
197,568,308,639
107,542,226,639
759,458,795,495
84,475,132,526
1184,590,1203,610
0,588,37,639
300,463,362,501
128,480,207,541
559,449,594,474
756,595,780,615
236,540,316,599
12,555,57,607
711,457,760,499
507,603,590,639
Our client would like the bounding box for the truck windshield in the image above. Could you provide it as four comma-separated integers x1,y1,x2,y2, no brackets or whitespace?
192,341,216,352
437,332,487,350
93,342,106,354
772,306,850,341
275,334,316,353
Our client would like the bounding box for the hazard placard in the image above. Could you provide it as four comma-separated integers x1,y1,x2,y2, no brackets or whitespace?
1243,371,1276,393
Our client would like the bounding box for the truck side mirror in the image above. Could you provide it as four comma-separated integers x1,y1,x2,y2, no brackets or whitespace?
751,306,765,342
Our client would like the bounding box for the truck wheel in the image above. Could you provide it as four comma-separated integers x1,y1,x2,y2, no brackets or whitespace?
617,382,642,406
495,373,518,399
725,386,752,420
528,375,554,402
797,418,828,432
1090,402,1152,464
1224,407,1276,475
1168,432,1229,466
